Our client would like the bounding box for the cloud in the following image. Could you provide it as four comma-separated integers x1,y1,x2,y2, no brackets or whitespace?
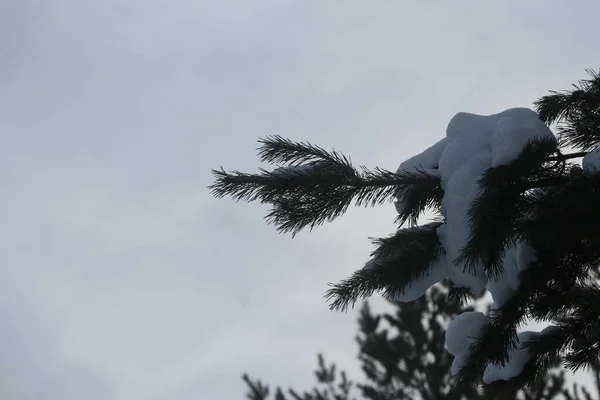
1,1,599,399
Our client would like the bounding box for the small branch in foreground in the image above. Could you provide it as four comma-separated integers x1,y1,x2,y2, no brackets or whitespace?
546,151,588,162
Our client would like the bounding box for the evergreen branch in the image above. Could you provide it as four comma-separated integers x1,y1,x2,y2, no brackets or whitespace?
445,282,480,305
523,171,600,259
453,303,523,388
325,223,444,312
359,167,431,208
516,172,600,374
243,374,271,400
557,109,600,151
546,151,588,162
394,168,444,227
551,290,600,371
265,168,437,235
535,90,596,126
456,187,522,279
528,284,600,323
231,71,600,398
514,174,576,194
209,163,347,202
453,262,549,388
565,339,600,372
518,327,566,386
210,160,443,235
211,137,445,234
456,137,558,278
257,135,353,167
265,190,356,235
535,69,600,151
370,221,443,260
480,328,566,398
535,69,600,125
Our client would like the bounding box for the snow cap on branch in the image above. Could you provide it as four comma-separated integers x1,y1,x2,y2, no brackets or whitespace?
446,311,488,375
582,149,600,172
395,109,556,385
213,70,600,392
482,331,539,384
395,108,555,296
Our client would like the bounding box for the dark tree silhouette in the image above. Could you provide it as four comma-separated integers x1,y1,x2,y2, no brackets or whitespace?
243,285,591,399
212,69,600,394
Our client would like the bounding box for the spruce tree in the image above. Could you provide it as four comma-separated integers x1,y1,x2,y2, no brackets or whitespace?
242,285,581,400
211,70,600,394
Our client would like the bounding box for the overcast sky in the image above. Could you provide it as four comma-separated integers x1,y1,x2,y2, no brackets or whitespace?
1,1,599,399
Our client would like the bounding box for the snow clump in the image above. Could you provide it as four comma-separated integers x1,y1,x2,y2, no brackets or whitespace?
445,312,488,375
583,150,600,172
392,108,554,301
390,108,556,383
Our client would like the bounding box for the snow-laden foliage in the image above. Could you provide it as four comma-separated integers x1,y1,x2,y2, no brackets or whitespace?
392,108,556,383
211,70,600,394
445,311,488,375
395,108,553,300
583,150,600,172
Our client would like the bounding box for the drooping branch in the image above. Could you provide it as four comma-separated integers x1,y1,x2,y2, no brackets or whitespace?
325,222,444,312
456,137,558,279
394,168,444,227
453,169,600,389
519,327,566,385
474,326,566,398
453,295,527,388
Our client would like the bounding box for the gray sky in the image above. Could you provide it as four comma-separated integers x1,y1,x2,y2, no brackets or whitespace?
1,1,598,399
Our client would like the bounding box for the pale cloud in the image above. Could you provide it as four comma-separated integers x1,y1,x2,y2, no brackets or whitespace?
1,1,599,399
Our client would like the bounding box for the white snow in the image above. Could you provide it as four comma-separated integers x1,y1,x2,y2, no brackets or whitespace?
516,241,537,272
396,108,554,297
445,312,488,375
390,258,448,302
397,138,448,174
583,150,600,172
362,225,448,302
447,318,547,384
395,139,446,215
482,331,539,383
486,246,520,307
490,110,555,167
487,242,537,307
437,154,490,292
394,108,556,381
